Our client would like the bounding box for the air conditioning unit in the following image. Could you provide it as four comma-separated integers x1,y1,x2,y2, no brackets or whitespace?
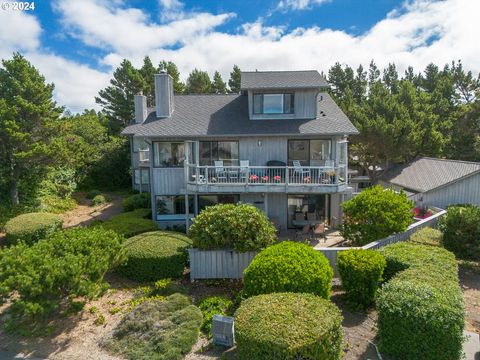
212,314,235,347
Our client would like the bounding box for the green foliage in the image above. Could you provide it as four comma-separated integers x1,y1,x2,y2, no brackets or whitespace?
341,186,414,246
38,195,77,214
38,167,77,199
122,192,151,211
159,60,185,94
104,293,202,360
0,227,125,330
235,292,343,360
211,71,227,94
97,208,157,238
338,249,386,308
4,212,63,246
377,242,464,360
440,205,480,260
116,231,192,282
85,189,102,199
243,241,333,299
184,69,211,94
188,203,276,252
228,65,241,93
198,296,233,336
92,194,108,206
409,227,443,247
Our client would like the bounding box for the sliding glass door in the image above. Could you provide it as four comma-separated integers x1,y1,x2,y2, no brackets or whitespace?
287,194,330,228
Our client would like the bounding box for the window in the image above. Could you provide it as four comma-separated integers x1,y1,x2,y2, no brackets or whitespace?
253,94,294,115
153,142,184,167
199,141,239,166
156,195,194,219
287,194,328,228
288,140,332,166
134,169,150,185
310,140,332,163
288,140,309,165
198,194,239,212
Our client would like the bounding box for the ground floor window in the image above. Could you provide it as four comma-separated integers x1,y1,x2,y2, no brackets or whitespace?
134,169,149,185
198,194,239,212
156,195,194,219
287,194,329,228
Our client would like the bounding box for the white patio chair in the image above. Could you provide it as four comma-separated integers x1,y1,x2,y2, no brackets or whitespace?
214,160,227,181
240,160,249,181
292,160,311,177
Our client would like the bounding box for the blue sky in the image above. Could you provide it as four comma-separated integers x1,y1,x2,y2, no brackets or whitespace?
0,0,478,111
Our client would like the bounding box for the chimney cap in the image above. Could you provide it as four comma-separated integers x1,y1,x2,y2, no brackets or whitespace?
159,69,167,74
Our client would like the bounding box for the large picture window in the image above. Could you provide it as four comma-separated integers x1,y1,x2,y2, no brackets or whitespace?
153,142,185,167
199,141,239,166
253,93,294,115
134,169,149,185
288,139,332,166
156,195,194,219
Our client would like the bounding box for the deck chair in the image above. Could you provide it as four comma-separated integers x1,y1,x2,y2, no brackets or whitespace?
214,160,227,181
312,223,326,241
239,160,249,181
295,224,312,241
292,160,311,177
306,212,316,221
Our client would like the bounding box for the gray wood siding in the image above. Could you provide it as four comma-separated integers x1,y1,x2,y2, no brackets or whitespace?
267,193,287,229
239,137,287,166
248,90,317,120
152,168,184,195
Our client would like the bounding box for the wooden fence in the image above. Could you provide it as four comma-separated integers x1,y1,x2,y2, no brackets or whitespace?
188,209,446,280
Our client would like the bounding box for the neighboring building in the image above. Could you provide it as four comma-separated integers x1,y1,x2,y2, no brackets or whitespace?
122,70,358,229
380,157,480,209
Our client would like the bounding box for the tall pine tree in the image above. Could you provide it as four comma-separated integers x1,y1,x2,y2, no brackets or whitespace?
228,65,241,93
211,71,227,94
184,69,211,94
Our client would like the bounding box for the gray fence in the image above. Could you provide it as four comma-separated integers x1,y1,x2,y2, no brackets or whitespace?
188,209,446,280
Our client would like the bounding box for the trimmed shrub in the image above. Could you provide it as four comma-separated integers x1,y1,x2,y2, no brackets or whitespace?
85,189,102,199
409,227,442,247
377,242,465,360
116,231,192,282
341,186,414,246
122,192,151,212
92,194,108,206
189,203,276,252
243,242,333,298
235,292,343,360
4,212,63,246
97,208,157,238
440,205,480,260
103,293,202,360
0,227,125,330
338,249,386,308
198,296,233,336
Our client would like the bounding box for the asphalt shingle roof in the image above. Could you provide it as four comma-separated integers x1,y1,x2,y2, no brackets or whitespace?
240,70,329,90
121,92,358,138
382,157,480,193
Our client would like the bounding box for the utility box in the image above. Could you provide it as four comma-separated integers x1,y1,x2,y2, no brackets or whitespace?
212,314,235,347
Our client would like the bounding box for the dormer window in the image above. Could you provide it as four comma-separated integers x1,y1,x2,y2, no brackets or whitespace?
253,93,294,115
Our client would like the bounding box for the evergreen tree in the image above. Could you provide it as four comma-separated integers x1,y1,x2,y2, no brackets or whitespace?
184,69,211,94
159,60,184,93
211,71,227,94
139,56,157,106
228,64,241,93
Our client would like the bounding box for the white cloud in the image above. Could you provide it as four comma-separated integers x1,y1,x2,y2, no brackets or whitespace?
277,0,331,11
0,7,41,58
158,0,185,21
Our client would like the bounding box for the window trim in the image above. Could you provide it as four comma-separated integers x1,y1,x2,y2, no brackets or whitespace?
155,194,195,220
152,141,185,168
253,93,295,115
199,140,239,166
133,168,150,185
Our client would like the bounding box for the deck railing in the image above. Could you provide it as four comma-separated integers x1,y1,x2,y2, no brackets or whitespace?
186,164,347,186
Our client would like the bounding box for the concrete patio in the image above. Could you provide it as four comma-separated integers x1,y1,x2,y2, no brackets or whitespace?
277,229,346,248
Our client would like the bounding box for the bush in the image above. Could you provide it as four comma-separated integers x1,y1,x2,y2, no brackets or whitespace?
38,195,77,214
198,296,233,336
4,212,63,246
235,292,343,360
97,208,157,238
440,205,480,260
338,249,386,308
0,227,125,331
103,293,202,360
92,194,108,206
409,227,442,247
116,231,192,282
189,203,276,252
341,186,414,246
122,192,151,212
377,242,464,360
243,241,333,298
85,189,102,199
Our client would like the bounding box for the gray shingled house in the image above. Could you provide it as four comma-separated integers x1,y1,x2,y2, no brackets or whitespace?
122,70,358,229
379,157,480,209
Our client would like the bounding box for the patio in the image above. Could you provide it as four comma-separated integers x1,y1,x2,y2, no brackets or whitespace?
277,229,345,248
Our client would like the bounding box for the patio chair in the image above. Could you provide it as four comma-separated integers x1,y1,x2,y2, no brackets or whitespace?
312,223,326,242
295,213,305,222
292,160,311,177
214,160,227,182
240,160,249,181
306,212,316,221
295,224,312,241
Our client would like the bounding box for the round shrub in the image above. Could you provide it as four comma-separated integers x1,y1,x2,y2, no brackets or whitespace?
409,227,443,247
4,212,63,246
235,292,343,360
188,203,276,252
92,194,107,206
440,205,480,260
122,192,151,212
338,249,386,308
198,296,233,336
243,241,333,298
85,189,102,199
116,231,192,282
97,209,157,238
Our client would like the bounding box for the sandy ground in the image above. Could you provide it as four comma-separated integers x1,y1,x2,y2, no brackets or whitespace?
460,265,480,334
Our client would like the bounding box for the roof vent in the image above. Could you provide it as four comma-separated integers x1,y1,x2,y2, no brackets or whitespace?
212,315,235,347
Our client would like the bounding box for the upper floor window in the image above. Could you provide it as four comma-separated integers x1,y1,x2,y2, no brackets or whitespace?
253,93,294,115
199,141,239,166
132,136,149,152
153,142,184,167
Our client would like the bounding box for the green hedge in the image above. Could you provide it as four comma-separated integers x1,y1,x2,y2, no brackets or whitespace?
243,242,333,299
4,212,63,246
92,194,108,206
198,296,233,336
116,231,192,282
97,208,157,238
235,292,343,360
440,205,480,260
377,242,465,360
85,189,102,199
122,192,151,212
338,249,386,308
188,203,276,252
409,227,443,247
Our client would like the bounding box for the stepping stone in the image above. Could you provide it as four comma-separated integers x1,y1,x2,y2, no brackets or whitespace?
464,331,480,360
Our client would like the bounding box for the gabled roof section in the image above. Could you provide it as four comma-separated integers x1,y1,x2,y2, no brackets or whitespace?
121,93,358,138
382,157,480,193
240,70,329,90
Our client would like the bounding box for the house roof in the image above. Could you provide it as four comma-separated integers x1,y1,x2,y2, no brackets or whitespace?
240,70,329,90
121,92,358,138
382,157,480,193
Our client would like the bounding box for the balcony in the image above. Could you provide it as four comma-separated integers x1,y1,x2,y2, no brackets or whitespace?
186,164,348,194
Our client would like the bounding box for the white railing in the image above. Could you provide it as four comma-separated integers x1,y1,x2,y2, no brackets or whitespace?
186,164,347,186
